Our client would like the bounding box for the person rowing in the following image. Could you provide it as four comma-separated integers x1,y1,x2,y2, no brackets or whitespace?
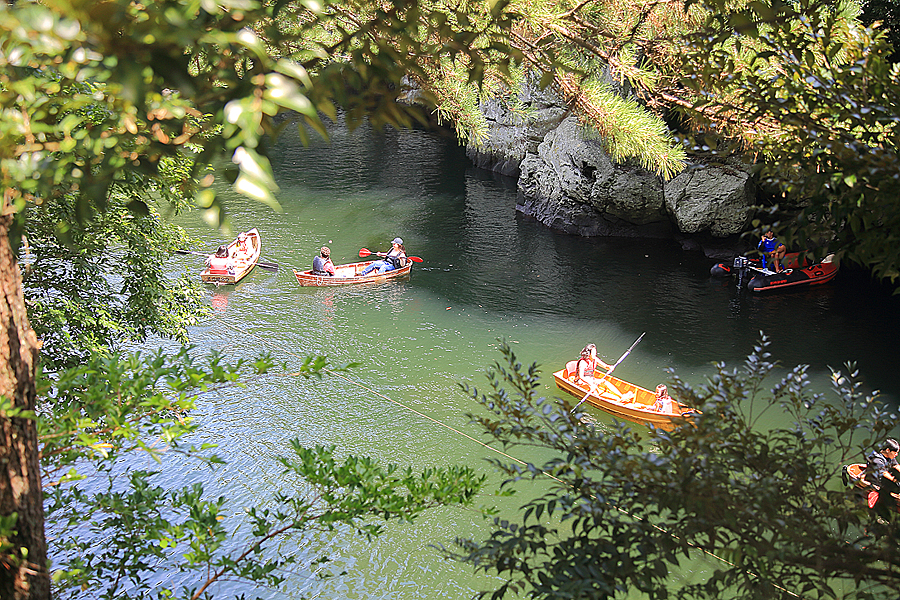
206,245,234,274
360,237,407,276
575,344,612,397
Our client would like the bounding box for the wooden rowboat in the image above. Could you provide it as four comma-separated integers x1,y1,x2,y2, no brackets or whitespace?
292,260,412,286
553,361,696,431
201,228,261,284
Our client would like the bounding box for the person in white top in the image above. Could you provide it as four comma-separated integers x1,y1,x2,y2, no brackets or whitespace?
654,384,673,413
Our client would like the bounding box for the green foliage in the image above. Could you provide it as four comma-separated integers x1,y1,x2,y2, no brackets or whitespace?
451,339,900,599
21,192,204,371
678,0,900,283
0,0,521,231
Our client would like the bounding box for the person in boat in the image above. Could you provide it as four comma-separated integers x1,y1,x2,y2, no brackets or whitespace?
206,245,234,274
575,344,612,394
863,438,900,488
359,237,407,276
653,384,673,413
234,232,251,258
758,229,787,273
312,246,335,276
874,463,900,519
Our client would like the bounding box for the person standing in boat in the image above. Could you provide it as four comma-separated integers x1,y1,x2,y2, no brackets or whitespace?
575,344,612,394
360,237,407,276
206,245,234,274
758,229,787,273
312,246,335,276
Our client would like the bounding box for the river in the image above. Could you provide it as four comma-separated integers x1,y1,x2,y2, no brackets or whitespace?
159,119,900,598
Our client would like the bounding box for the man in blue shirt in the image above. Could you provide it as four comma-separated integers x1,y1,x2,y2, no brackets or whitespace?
758,230,787,273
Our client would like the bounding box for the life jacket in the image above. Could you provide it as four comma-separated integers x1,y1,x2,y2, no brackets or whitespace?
312,255,332,275
385,249,405,269
576,357,595,381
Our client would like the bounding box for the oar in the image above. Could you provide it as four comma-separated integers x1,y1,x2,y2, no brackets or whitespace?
359,248,423,263
175,249,212,258
570,332,646,413
175,249,278,271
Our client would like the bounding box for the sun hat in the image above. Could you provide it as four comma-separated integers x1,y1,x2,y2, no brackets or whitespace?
392,237,403,245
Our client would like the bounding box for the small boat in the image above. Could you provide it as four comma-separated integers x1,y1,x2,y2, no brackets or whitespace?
292,260,412,286
842,463,900,513
201,228,261,284
747,254,838,292
553,362,696,431
710,252,838,292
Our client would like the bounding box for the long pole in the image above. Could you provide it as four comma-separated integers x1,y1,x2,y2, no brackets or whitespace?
570,332,646,413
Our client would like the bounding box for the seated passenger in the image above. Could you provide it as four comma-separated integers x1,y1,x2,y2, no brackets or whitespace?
653,384,673,413
312,246,335,276
758,230,787,273
234,232,251,258
863,439,900,488
206,245,234,274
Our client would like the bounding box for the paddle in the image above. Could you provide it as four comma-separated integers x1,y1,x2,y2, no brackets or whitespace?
570,332,646,413
175,249,278,271
359,248,423,263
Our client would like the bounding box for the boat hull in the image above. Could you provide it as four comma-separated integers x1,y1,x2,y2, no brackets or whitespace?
553,366,695,431
292,260,412,286
200,228,261,284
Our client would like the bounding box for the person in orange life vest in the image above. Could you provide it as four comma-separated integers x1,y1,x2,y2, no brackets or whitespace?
360,237,407,275
653,384,673,413
758,229,786,273
206,245,234,274
312,246,335,276
576,344,612,394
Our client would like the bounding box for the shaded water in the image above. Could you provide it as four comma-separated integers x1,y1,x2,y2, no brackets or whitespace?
158,120,899,598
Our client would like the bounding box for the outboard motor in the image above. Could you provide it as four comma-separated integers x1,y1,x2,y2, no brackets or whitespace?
733,256,751,288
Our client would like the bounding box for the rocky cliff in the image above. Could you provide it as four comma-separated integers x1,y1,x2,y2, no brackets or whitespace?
466,80,756,258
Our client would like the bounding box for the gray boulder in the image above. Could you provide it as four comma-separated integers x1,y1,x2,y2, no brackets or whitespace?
664,164,753,237
468,80,756,241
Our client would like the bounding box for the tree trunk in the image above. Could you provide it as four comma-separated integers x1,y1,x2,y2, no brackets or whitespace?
0,212,48,599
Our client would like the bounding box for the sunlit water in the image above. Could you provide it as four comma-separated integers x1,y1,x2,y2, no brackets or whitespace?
131,119,898,598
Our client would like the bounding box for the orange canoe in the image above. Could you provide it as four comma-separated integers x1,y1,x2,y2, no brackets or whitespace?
553,361,696,431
